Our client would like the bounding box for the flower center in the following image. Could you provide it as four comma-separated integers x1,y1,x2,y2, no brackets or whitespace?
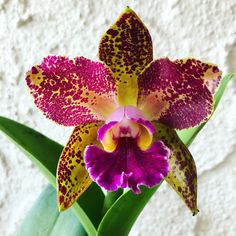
111,117,140,138
97,106,155,152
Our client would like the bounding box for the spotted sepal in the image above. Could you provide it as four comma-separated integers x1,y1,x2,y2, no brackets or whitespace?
57,122,103,211
99,7,153,106
153,122,199,215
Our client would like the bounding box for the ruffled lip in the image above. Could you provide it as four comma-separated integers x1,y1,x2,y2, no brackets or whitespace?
84,137,169,193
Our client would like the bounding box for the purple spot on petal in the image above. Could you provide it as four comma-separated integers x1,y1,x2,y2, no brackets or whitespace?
212,66,219,73
31,66,38,74
107,29,119,37
119,126,131,135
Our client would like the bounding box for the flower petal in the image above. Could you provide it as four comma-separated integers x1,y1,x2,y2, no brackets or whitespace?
99,7,153,106
175,58,222,94
84,137,169,194
153,122,198,215
57,122,103,210
26,56,117,126
138,58,222,129
97,121,118,152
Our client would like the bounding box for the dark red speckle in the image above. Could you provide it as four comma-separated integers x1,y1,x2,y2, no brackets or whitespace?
59,195,64,204
31,66,38,74
107,29,118,37
212,66,219,73
61,186,67,194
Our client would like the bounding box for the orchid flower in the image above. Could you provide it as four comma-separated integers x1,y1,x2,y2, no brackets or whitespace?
26,7,222,215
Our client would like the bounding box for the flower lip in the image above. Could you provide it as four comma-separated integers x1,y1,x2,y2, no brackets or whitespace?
84,137,169,194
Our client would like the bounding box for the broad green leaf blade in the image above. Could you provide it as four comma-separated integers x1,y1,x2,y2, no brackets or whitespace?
0,117,61,184
177,74,234,146
97,73,233,236
0,117,105,236
17,185,87,236
97,185,160,236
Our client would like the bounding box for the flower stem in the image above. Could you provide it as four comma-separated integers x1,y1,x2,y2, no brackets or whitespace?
102,189,123,215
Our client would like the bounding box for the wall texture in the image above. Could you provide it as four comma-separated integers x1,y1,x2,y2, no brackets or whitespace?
0,0,236,235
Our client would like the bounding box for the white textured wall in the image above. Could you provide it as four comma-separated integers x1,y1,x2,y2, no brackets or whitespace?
0,0,236,235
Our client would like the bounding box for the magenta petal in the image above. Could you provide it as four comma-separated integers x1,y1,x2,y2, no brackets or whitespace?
26,56,117,126
84,138,169,193
138,58,220,129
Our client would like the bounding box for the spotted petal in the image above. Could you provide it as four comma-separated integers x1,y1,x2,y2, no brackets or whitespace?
84,138,169,194
99,7,153,106
26,56,117,126
175,58,222,94
138,58,222,129
57,122,103,210
153,122,198,215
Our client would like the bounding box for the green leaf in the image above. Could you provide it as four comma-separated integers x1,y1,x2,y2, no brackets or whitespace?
102,189,123,215
98,185,160,236
17,185,87,236
0,117,105,236
97,74,233,236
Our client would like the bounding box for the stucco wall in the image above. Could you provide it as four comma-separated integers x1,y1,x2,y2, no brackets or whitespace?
0,0,236,235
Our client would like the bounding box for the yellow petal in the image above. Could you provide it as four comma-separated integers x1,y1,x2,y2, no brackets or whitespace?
57,122,103,211
153,122,199,215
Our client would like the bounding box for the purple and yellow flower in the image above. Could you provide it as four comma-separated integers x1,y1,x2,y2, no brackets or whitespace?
26,7,222,215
